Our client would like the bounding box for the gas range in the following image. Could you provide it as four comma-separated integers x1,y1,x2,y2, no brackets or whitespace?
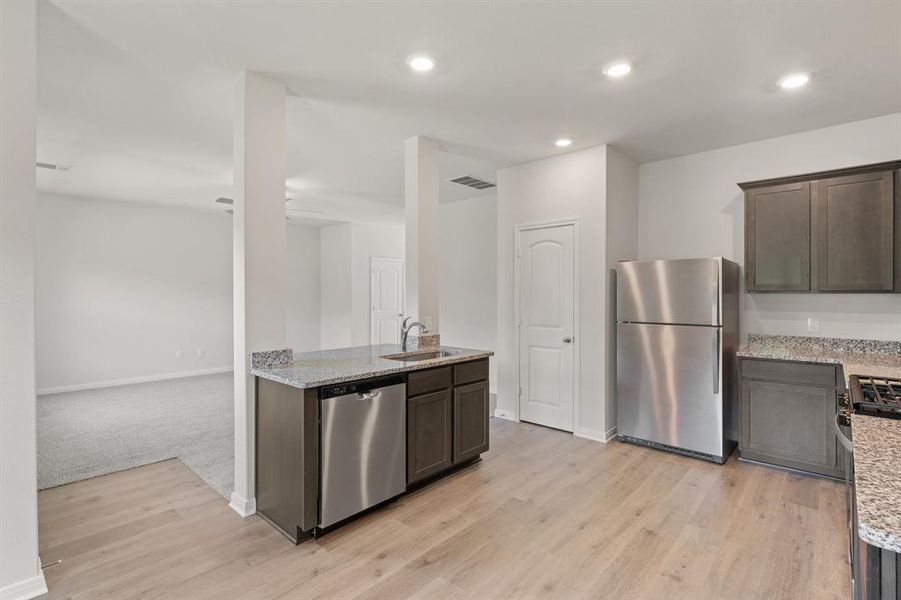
848,375,901,420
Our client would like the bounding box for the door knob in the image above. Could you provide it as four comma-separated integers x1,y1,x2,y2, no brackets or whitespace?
563,337,572,343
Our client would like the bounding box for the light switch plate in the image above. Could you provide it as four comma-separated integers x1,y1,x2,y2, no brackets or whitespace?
807,317,820,333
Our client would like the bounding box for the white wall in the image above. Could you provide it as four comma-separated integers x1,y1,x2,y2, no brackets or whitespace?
497,145,610,440
604,148,640,432
286,223,321,352
319,223,353,349
35,193,233,391
440,195,498,393
0,1,45,597
638,113,901,341
320,222,404,348
350,222,405,346
35,194,322,392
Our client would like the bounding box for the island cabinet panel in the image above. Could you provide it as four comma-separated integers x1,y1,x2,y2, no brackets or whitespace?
745,181,812,291
739,358,843,479
453,381,490,464
814,170,895,291
255,379,318,543
407,389,454,484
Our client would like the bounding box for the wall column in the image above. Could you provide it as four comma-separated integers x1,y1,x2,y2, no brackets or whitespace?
403,136,441,346
231,71,287,517
0,1,47,598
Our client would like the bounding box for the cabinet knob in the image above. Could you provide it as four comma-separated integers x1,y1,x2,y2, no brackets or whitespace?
563,337,572,344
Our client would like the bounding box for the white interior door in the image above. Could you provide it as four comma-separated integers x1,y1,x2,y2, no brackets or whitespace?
371,258,405,345
518,225,575,432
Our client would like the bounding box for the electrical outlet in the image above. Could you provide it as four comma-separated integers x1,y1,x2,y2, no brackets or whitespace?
807,317,820,334
197,348,205,358
175,350,184,359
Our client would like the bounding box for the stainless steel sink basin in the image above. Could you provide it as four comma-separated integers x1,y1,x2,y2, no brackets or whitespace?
381,350,452,362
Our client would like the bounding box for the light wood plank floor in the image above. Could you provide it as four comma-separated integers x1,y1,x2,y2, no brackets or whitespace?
38,419,850,599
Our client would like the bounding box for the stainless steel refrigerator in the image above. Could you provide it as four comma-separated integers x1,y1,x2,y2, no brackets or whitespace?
616,257,740,463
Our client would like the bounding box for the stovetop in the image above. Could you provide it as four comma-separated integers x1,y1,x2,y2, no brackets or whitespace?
849,375,901,420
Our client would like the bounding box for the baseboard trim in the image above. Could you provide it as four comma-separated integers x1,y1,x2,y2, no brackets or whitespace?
229,492,256,518
493,408,519,422
574,426,608,443
0,571,47,600
605,426,618,443
37,367,233,395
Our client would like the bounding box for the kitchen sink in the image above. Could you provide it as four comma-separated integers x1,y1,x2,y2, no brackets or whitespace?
381,350,452,362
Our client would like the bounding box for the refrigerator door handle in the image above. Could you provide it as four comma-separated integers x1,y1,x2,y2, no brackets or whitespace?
713,328,720,395
712,260,720,326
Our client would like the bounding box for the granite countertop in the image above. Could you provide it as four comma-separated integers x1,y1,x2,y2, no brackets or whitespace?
737,334,901,381
251,344,493,389
852,413,901,553
737,334,901,552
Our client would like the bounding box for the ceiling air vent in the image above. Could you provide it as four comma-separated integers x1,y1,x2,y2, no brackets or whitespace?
448,175,496,190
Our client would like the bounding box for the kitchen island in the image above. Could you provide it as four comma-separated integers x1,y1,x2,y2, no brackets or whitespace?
251,344,493,543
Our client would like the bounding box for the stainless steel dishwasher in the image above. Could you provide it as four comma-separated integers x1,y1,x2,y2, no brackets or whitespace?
318,374,406,529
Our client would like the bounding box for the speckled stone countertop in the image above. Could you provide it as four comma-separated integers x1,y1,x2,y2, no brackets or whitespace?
738,334,901,552
852,413,901,553
251,344,493,389
737,334,901,381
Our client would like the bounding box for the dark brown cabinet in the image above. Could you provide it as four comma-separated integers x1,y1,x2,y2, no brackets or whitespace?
739,357,844,479
740,161,900,293
453,381,489,464
407,389,453,484
814,170,895,291
407,359,490,485
745,181,811,291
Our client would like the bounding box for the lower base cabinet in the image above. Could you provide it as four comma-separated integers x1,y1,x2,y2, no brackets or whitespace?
453,381,490,464
407,359,490,485
739,358,844,479
407,389,453,483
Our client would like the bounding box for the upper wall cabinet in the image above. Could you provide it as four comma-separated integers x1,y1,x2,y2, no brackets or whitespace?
745,181,811,291
814,171,894,291
740,161,901,293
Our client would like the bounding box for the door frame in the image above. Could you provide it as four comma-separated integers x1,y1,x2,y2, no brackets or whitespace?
513,217,581,431
370,256,405,345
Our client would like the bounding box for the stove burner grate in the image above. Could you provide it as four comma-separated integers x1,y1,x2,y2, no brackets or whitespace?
853,375,901,419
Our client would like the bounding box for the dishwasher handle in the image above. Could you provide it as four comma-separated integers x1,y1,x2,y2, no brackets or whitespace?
357,389,381,401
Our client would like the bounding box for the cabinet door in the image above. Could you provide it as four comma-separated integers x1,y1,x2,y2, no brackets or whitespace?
453,381,489,464
814,170,894,291
740,379,840,477
407,390,453,485
745,181,811,291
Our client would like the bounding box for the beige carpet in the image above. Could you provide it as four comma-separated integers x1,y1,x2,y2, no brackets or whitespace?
37,372,233,497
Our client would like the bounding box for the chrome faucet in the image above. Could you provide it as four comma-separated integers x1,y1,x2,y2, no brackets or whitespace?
401,316,429,352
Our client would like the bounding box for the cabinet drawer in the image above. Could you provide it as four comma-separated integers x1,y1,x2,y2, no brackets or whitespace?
407,366,452,397
740,358,838,387
454,359,488,386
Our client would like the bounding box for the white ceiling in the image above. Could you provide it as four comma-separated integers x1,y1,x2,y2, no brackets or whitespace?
37,1,901,224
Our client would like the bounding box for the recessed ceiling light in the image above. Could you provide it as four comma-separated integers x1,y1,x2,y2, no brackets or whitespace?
778,72,810,89
555,137,574,148
407,54,436,73
602,61,632,78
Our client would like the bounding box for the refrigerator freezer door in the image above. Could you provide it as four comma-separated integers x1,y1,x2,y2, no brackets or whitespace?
617,258,721,326
617,322,724,458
